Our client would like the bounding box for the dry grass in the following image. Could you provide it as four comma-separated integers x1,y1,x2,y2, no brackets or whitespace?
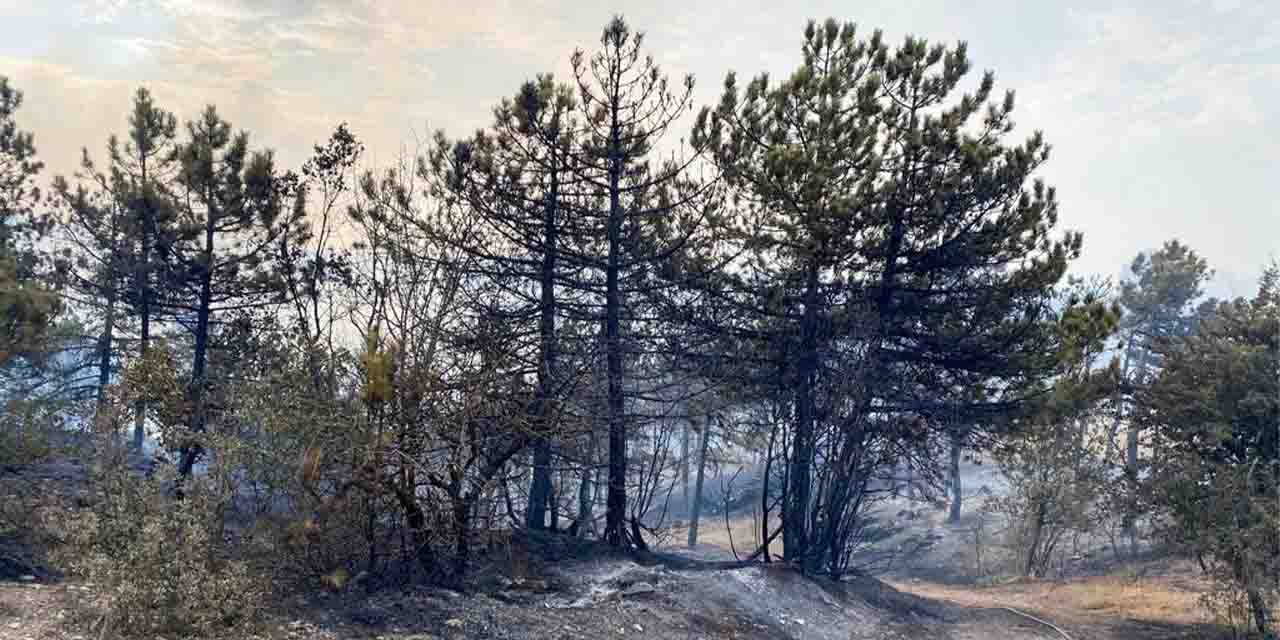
661,514,782,556
890,559,1234,639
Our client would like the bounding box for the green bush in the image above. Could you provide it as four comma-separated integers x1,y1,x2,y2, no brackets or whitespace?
61,462,266,637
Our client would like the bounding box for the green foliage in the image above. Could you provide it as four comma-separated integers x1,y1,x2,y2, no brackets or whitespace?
690,17,1081,575
0,77,57,367
1119,240,1214,349
1144,267,1279,636
992,280,1121,577
0,396,65,465
61,462,265,637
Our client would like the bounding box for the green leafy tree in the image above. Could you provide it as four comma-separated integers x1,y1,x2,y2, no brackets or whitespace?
1143,266,1279,637
1112,240,1213,469
1108,239,1213,552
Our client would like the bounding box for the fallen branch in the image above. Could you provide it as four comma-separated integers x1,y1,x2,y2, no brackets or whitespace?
993,606,1074,640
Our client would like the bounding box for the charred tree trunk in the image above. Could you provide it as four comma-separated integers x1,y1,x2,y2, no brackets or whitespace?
528,441,552,529
687,416,710,548
132,160,154,452
451,494,472,582
94,284,116,423
576,464,593,538
681,418,691,518
603,99,627,547
760,419,779,562
526,146,561,531
785,262,820,565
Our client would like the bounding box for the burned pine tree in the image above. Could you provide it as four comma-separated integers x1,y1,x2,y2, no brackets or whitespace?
565,17,706,547
431,76,590,532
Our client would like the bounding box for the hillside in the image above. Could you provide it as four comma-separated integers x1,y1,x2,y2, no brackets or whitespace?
0,456,1227,640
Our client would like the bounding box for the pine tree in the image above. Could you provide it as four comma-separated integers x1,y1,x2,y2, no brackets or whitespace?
0,77,56,367
1112,240,1213,469
693,19,1077,574
433,76,585,531
171,106,304,478
566,16,702,546
1108,240,1212,553
53,88,182,434
1143,266,1278,636
277,123,362,396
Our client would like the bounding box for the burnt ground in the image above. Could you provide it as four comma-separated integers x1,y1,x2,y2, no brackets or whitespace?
1,527,1193,640
0,457,1236,639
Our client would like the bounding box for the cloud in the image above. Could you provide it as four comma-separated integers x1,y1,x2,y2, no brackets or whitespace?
3,0,1275,286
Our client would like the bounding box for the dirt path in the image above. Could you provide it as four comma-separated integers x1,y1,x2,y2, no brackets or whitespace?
0,581,75,640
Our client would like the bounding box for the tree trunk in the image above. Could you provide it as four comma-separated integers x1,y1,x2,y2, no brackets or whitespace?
576,464,593,538
687,416,710,548
1024,501,1046,577
548,476,559,531
132,159,153,452
1106,334,1134,462
949,428,963,524
178,203,216,480
1248,586,1273,638
760,420,778,562
451,494,472,582
785,262,820,565
132,290,149,450
603,101,627,547
527,440,552,529
526,146,560,531
94,286,116,425
681,418,691,517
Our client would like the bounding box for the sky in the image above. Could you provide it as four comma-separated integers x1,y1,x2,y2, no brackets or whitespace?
2,0,1276,298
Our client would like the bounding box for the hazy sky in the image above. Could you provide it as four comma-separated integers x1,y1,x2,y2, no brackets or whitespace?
3,0,1276,297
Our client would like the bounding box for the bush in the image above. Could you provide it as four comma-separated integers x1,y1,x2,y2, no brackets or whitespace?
0,396,66,467
60,460,266,637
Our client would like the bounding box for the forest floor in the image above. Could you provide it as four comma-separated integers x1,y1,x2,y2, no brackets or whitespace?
0,457,1235,640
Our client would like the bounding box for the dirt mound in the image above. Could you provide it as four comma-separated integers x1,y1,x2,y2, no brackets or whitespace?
273,533,956,640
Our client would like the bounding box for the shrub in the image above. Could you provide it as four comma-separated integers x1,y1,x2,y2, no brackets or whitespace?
60,460,266,637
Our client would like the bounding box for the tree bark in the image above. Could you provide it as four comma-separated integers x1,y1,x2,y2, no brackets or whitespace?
680,418,691,518
949,428,963,524
603,92,627,547
785,262,820,565
687,416,710,548
527,441,552,529
177,188,216,480
94,284,116,424
132,160,154,452
526,145,560,531
576,464,593,538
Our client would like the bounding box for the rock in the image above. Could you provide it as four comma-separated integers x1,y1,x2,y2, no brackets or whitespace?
621,583,657,598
